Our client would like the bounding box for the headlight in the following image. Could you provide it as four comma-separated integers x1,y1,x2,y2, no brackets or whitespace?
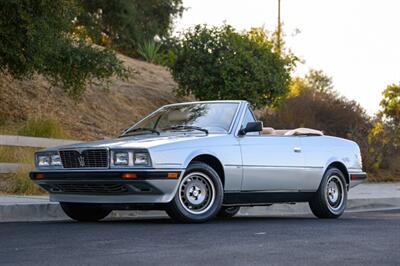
111,150,151,167
51,154,62,166
134,152,150,166
114,152,129,165
35,152,62,167
37,155,50,167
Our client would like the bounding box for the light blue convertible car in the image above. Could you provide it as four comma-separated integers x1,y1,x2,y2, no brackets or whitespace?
30,100,366,222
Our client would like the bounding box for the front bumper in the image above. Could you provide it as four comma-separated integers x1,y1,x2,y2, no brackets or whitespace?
30,170,184,204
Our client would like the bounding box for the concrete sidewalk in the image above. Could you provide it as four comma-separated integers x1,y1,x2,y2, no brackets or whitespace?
1,183,400,222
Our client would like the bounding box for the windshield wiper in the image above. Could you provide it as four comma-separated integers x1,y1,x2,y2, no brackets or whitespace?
120,127,160,137
162,125,208,135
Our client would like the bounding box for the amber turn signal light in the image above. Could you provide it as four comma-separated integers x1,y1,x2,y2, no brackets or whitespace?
121,172,137,179
35,173,45,179
167,172,179,179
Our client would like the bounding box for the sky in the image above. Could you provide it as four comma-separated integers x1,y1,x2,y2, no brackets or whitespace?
174,0,400,115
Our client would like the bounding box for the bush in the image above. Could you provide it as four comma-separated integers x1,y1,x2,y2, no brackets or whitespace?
170,25,295,108
17,117,69,139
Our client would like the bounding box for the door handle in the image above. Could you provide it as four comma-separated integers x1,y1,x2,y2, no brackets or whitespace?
293,147,302,153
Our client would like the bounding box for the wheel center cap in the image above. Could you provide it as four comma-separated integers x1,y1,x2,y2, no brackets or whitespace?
192,189,200,197
328,186,338,202
186,185,205,205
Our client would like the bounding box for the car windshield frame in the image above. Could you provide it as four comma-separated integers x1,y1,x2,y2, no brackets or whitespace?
121,102,241,136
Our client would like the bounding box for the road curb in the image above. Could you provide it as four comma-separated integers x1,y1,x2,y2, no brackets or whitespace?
346,197,400,212
1,197,400,222
0,203,67,222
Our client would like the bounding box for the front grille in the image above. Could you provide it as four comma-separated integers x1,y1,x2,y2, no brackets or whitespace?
59,149,108,168
42,183,129,194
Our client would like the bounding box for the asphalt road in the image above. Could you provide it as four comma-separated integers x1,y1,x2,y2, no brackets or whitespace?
0,210,399,266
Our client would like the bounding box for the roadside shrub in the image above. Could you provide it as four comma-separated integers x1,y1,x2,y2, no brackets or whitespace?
17,117,69,139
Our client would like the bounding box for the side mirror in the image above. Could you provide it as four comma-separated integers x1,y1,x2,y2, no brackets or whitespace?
239,121,263,136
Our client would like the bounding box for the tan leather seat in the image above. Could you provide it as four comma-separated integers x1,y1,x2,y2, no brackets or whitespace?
272,129,290,135
262,127,275,135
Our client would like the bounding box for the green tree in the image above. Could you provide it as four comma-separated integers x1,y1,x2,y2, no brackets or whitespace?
77,0,184,56
380,84,400,129
0,0,127,97
368,83,399,174
375,83,400,148
170,25,295,108
304,69,334,93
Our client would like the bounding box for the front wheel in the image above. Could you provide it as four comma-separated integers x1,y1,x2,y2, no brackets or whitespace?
60,202,111,222
166,162,223,223
309,167,347,218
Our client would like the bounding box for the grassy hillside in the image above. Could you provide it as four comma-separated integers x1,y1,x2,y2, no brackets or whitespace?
0,53,181,140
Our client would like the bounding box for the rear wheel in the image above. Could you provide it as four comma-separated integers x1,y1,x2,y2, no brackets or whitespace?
166,162,223,223
60,202,111,222
217,206,240,218
309,167,347,218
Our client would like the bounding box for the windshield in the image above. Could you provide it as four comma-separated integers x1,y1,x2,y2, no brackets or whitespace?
122,102,239,136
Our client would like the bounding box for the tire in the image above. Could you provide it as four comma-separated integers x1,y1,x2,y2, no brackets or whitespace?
217,206,240,218
60,202,111,222
166,161,223,223
309,167,347,219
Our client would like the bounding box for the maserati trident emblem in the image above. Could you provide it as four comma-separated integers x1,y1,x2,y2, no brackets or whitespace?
77,155,85,167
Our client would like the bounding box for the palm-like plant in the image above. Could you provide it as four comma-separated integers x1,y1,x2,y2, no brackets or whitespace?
137,40,161,63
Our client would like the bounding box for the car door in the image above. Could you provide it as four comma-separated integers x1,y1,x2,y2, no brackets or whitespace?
238,107,306,191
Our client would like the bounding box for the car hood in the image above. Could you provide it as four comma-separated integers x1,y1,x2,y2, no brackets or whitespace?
46,134,220,151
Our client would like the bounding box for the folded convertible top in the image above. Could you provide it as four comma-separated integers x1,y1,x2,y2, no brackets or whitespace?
262,127,323,136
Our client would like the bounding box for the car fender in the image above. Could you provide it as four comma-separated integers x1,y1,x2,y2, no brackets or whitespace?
322,156,350,184
323,157,347,172
182,149,221,169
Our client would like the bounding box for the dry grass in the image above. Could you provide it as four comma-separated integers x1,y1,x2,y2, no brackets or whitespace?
0,168,45,195
0,146,38,164
0,146,42,195
0,53,182,141
17,117,70,139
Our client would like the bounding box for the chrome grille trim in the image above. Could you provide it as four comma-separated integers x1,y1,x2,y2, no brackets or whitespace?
59,149,109,169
